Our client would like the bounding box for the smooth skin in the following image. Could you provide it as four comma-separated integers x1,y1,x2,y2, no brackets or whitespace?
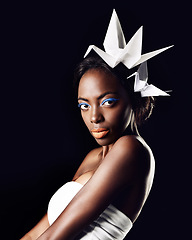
20,69,155,240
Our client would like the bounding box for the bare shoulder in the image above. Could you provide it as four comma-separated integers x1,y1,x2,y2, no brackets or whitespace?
107,135,152,178
113,135,150,158
115,135,141,148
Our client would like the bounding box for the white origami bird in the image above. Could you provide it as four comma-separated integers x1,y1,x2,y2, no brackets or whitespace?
127,61,170,97
84,9,173,69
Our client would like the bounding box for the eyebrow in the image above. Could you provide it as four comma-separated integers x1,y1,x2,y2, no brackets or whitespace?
78,91,119,102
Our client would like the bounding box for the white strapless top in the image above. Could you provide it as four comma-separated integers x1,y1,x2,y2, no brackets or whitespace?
47,181,133,239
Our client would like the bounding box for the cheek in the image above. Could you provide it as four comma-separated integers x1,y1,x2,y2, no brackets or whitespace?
81,112,91,129
106,105,132,129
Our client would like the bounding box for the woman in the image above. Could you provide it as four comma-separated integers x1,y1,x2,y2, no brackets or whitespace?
20,10,171,240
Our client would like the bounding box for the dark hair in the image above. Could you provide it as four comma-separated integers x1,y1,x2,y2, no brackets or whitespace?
73,54,155,126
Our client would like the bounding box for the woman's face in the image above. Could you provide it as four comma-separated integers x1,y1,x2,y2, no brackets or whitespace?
78,69,132,146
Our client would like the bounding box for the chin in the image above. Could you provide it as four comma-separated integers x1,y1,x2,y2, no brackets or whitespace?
94,135,119,146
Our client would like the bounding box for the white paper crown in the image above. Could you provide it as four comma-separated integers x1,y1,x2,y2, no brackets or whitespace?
84,9,173,97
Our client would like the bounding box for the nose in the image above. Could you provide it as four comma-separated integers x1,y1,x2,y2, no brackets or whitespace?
90,106,104,124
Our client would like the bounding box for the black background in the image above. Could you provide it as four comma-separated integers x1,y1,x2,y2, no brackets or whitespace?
2,1,190,239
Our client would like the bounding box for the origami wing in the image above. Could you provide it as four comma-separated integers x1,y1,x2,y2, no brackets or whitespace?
103,9,126,56
120,26,143,69
84,45,117,67
131,45,173,68
140,84,170,97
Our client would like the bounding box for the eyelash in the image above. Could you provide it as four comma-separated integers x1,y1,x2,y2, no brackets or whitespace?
78,102,91,110
78,98,119,110
100,98,119,106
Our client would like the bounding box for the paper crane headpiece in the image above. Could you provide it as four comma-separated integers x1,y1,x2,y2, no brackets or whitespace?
127,62,170,97
84,9,173,97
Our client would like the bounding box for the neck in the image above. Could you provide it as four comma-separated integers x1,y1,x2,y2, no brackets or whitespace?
102,143,114,159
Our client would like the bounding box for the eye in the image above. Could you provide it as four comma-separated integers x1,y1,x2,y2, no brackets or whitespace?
78,103,91,111
100,98,119,107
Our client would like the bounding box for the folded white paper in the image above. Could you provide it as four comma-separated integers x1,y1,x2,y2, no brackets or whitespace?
127,62,170,97
84,9,173,69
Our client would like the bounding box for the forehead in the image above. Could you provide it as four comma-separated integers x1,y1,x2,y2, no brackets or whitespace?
78,69,122,97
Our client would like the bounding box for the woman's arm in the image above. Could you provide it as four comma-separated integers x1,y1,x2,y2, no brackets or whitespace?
20,214,49,240
37,136,149,240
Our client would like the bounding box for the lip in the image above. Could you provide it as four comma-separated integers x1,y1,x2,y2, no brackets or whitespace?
91,128,109,139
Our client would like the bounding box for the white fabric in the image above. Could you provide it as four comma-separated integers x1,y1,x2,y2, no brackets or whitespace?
47,181,133,239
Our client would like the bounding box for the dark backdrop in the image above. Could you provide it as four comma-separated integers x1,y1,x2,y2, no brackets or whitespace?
2,1,190,239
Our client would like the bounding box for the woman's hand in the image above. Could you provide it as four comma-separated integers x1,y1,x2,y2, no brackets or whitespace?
19,214,49,240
